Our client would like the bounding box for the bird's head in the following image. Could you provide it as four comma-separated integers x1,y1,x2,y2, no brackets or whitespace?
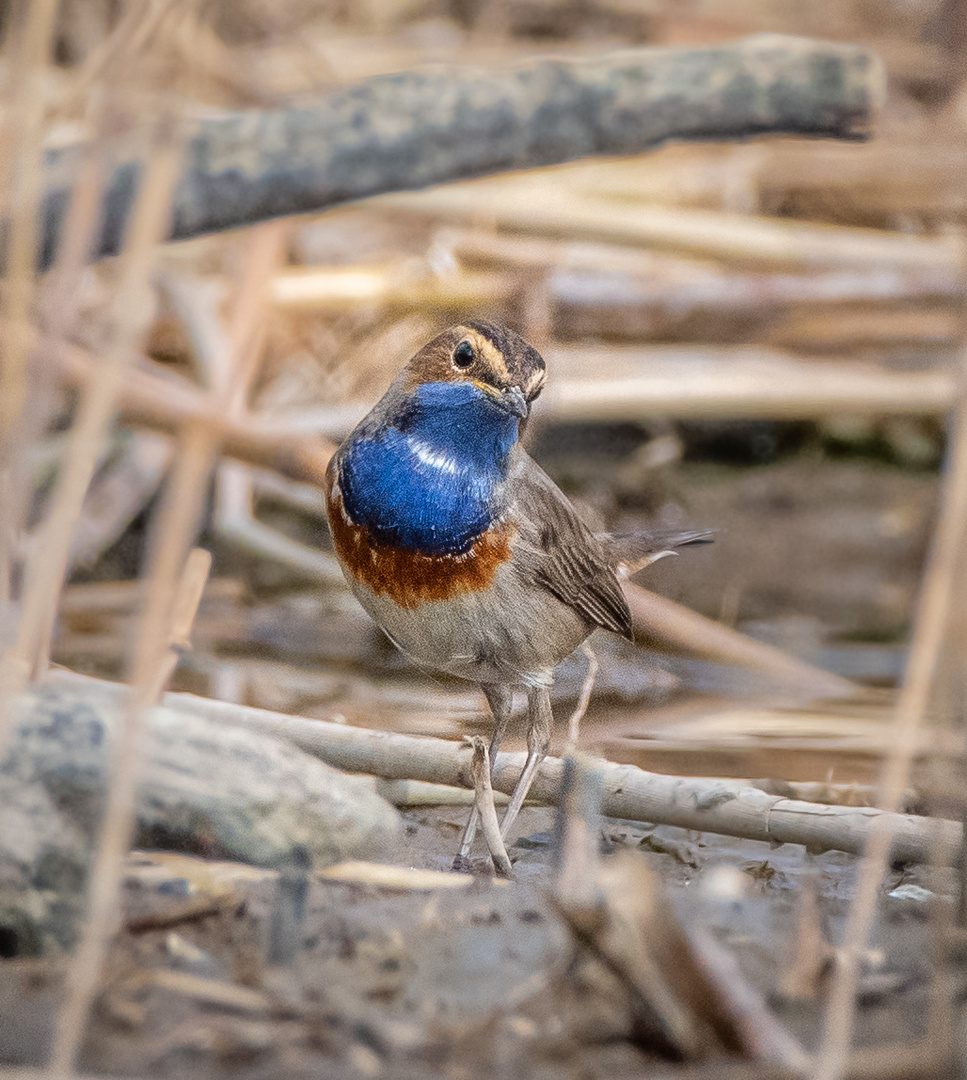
402,319,546,427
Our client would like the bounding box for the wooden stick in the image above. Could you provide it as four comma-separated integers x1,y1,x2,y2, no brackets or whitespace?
151,688,960,866
685,925,811,1069
37,36,882,267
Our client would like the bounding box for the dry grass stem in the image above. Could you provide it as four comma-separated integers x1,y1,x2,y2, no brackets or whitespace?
778,875,834,1002
565,642,598,749
69,0,176,106
0,122,185,703
49,418,219,1074
682,923,810,1069
320,861,490,890
385,188,965,274
221,222,289,407
0,0,59,446
555,753,604,913
555,852,709,1059
543,346,959,421
812,381,967,1077
48,337,339,486
145,545,212,701
624,583,857,700
271,265,512,312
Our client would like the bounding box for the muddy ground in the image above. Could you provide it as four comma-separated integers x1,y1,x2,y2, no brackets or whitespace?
0,801,948,1078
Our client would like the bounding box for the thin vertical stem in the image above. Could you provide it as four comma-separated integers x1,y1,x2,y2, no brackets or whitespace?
0,123,184,700
48,421,218,1075
812,363,967,1080
0,0,60,445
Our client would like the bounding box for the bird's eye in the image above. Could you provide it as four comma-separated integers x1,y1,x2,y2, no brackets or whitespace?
453,341,475,369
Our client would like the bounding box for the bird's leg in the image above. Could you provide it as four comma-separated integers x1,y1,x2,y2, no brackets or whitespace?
467,737,514,877
500,685,552,841
453,683,514,871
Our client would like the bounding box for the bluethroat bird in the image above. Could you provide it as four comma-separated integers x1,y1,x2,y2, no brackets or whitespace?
325,321,708,873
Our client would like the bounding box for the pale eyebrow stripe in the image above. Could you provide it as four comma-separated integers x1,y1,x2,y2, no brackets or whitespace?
462,328,510,382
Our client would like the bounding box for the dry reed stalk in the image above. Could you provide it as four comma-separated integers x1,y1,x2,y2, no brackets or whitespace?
48,337,339,485
271,265,511,311
0,0,59,626
757,126,967,216
811,382,967,1076
768,307,961,352
0,127,185,764
384,187,967,274
67,0,176,108
0,0,59,446
679,923,810,1069
51,216,322,1066
144,546,212,702
448,228,963,303
221,222,288,407
49,421,219,1075
555,753,604,913
565,641,598,749
320,861,487,889
624,583,856,700
129,427,218,694
542,345,959,420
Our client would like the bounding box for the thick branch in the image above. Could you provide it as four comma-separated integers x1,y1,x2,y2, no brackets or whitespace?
39,35,881,267
164,689,958,867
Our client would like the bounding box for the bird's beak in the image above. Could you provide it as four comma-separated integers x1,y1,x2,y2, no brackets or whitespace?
500,385,529,419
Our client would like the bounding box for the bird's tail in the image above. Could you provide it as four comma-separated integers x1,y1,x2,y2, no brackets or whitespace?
600,528,714,578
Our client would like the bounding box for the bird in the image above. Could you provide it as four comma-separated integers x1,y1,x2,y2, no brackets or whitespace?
325,320,708,873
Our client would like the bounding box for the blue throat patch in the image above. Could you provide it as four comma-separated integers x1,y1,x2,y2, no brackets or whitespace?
339,381,520,557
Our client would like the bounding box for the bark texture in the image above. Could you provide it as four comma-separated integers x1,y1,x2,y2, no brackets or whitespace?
38,35,882,267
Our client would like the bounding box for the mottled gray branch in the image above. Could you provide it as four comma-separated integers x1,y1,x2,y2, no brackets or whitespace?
39,34,882,267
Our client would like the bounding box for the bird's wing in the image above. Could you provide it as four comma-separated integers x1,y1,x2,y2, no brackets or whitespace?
507,453,633,640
